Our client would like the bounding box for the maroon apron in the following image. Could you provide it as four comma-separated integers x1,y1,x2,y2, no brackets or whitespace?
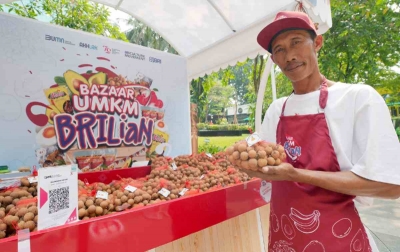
269,80,372,252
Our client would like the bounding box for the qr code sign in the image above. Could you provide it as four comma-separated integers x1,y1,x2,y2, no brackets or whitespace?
49,186,69,214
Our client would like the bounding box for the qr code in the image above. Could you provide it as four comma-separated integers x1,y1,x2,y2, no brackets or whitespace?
49,187,69,214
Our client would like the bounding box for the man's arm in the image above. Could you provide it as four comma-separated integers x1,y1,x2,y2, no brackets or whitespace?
244,164,400,199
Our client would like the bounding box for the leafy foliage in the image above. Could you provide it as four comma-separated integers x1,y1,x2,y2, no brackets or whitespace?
198,143,225,154
1,0,127,41
319,0,400,86
125,18,178,54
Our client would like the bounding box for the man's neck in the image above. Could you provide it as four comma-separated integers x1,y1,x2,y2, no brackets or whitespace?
292,72,324,95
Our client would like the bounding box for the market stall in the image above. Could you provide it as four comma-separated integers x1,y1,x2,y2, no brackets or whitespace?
0,1,332,251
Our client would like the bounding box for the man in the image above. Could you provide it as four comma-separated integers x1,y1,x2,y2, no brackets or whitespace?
251,11,400,252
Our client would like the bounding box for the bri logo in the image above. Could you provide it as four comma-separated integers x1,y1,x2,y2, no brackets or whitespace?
284,136,301,161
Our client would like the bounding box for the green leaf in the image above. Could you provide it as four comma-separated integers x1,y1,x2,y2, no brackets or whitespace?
54,76,66,85
383,7,389,15
153,88,159,92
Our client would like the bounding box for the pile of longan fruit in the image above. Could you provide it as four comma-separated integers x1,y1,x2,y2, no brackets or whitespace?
226,141,286,171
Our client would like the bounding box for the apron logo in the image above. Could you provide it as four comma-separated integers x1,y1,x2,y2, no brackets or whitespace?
284,136,301,161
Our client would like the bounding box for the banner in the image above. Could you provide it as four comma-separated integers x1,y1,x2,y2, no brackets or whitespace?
0,13,190,172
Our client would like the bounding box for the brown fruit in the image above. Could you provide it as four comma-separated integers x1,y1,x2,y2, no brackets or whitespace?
267,157,276,165
10,191,19,198
232,151,240,160
121,195,128,203
85,199,94,207
28,206,38,215
280,152,287,161
258,159,268,168
114,198,122,206
128,199,134,206
271,150,280,159
87,205,96,214
78,208,86,218
3,196,12,205
228,155,235,164
0,231,6,239
100,201,109,209
23,212,35,222
248,150,257,159
265,146,273,154
275,158,282,165
24,221,36,231
226,146,234,155
95,206,103,215
240,152,249,161
235,159,242,167
249,159,258,170
17,207,28,218
78,201,85,209
238,143,247,152
277,145,285,153
0,223,6,231
258,150,267,158
8,207,17,216
34,215,38,223
255,146,264,152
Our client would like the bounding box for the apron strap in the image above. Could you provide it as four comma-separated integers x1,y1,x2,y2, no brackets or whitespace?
319,77,328,109
281,76,328,116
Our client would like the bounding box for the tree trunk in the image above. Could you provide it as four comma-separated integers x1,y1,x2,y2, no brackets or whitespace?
233,93,238,124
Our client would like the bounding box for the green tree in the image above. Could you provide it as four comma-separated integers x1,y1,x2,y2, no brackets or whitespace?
221,61,252,124
1,0,127,41
190,73,218,123
319,0,400,86
125,18,178,54
207,82,234,120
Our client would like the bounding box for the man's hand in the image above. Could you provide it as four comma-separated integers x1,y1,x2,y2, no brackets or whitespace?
242,163,400,199
241,163,298,181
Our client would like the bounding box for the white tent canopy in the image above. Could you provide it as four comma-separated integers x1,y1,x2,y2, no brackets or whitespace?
0,0,332,130
0,0,332,80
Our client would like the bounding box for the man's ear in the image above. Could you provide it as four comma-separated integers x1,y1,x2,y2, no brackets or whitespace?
271,54,275,63
315,35,323,52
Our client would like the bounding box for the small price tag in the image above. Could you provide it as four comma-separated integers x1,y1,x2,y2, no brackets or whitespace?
96,191,109,200
158,188,171,197
125,185,137,193
0,179,20,190
179,188,189,196
206,153,213,158
199,175,205,179
28,177,38,184
170,162,178,171
246,133,261,147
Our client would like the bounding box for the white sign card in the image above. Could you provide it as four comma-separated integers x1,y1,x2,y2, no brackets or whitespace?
37,165,78,230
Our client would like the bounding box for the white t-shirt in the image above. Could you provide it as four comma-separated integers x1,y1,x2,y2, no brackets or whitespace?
259,82,400,195
259,82,399,252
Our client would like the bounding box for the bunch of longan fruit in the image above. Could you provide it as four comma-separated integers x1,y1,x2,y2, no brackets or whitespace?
226,141,286,171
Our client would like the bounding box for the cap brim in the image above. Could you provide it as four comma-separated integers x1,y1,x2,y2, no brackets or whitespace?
257,18,315,53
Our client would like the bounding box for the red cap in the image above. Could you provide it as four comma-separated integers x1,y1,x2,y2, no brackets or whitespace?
257,11,317,53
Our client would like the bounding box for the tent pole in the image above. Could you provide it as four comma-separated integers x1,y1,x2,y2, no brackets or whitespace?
271,64,277,101
255,56,273,133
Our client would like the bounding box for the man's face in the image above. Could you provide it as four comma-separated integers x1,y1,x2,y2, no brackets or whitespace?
271,30,321,82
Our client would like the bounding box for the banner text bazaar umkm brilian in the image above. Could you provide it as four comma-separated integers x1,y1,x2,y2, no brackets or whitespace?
26,66,168,171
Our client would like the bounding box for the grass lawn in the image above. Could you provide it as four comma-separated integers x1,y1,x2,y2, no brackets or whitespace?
198,134,249,149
